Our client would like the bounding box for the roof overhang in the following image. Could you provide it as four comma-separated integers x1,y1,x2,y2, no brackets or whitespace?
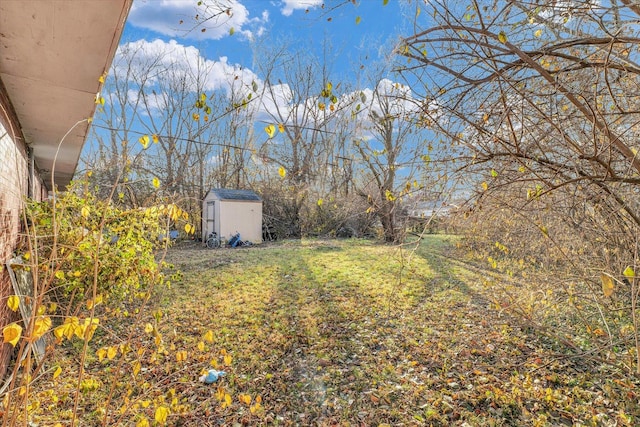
0,0,132,190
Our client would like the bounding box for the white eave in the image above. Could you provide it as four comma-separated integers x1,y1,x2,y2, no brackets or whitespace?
0,0,132,189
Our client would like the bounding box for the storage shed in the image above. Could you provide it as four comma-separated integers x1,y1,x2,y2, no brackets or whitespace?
202,189,262,244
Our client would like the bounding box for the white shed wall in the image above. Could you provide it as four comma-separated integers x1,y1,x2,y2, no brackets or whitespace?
219,200,262,243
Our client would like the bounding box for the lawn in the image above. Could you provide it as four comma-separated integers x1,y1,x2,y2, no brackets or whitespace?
20,236,639,426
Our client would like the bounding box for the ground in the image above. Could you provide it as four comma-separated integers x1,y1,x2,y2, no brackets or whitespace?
20,236,640,426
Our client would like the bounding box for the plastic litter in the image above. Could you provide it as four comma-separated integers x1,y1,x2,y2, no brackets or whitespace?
199,369,226,384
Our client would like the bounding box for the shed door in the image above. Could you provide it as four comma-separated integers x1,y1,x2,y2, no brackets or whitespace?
206,201,215,236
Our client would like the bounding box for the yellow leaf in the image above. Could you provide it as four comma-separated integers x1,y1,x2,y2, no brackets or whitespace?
278,123,285,133
107,346,118,360
176,350,188,362
3,323,22,347
250,401,262,414
96,348,107,362
82,318,99,341
204,330,214,343
239,394,251,405
23,252,30,261
481,181,488,191
540,225,549,237
53,366,62,379
55,270,65,280
154,406,170,425
221,393,232,408
98,73,106,84
265,124,276,138
498,31,507,43
197,341,205,351
229,27,235,36
601,273,614,297
355,16,361,25
132,361,141,377
152,177,160,189
184,223,192,234
624,266,635,278
534,29,542,37
7,295,19,312
32,316,51,340
317,199,323,207
81,206,90,218
144,323,154,334
152,134,159,143
139,135,150,149
87,294,102,310
224,354,232,366
136,417,150,427
318,102,326,110
278,166,286,178
55,316,79,341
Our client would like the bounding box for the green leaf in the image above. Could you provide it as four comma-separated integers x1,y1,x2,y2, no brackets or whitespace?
355,16,361,25
490,169,498,178
229,27,235,36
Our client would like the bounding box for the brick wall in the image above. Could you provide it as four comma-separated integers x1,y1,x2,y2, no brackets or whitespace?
0,108,46,379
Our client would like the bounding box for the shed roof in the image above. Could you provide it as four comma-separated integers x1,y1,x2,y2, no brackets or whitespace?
207,188,262,202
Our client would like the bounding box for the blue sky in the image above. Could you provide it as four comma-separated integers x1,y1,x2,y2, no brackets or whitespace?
84,0,432,185
120,0,412,93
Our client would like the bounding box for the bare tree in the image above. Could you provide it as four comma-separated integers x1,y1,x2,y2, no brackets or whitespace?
396,0,640,370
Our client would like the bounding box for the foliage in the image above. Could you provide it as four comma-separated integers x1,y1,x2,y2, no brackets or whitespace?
23,181,176,308
1,181,194,427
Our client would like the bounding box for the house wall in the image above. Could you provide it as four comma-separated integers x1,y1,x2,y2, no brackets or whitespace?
0,104,46,379
218,200,262,244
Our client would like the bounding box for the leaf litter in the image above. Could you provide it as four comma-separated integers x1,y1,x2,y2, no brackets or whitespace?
23,236,640,426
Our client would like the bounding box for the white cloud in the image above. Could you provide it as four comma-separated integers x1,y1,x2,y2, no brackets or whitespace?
127,0,267,41
280,0,323,17
114,39,260,95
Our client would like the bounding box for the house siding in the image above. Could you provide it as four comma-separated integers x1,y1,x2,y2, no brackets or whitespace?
0,111,46,379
